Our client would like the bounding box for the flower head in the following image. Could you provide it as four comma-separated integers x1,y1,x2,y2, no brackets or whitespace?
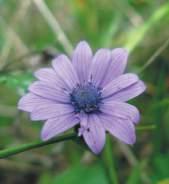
18,41,146,154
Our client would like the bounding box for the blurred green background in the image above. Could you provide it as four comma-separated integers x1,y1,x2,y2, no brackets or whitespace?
0,0,169,183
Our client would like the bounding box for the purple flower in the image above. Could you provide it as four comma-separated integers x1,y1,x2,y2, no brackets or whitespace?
18,41,146,154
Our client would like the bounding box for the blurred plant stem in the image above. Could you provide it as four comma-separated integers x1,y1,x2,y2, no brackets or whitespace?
136,124,156,131
100,135,118,184
0,133,77,159
33,0,73,55
118,143,152,184
125,2,169,52
138,36,169,73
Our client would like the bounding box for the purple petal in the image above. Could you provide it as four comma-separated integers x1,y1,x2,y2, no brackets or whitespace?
41,114,79,140
78,113,88,136
30,103,74,121
79,112,88,127
34,68,66,90
100,114,136,144
18,93,55,112
88,49,111,87
34,68,57,83
104,80,146,102
82,114,106,154
52,54,79,90
18,93,74,121
72,41,92,83
102,73,139,99
100,101,140,124
101,48,128,87
29,81,70,103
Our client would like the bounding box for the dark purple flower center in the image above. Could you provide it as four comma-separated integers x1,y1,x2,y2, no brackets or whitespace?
70,83,102,113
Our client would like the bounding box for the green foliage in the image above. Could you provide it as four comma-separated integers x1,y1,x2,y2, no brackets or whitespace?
0,0,169,183
38,164,107,184
0,72,34,92
126,164,142,184
151,154,169,183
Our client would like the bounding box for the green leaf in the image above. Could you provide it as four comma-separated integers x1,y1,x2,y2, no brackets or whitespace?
49,163,107,184
126,164,141,184
151,154,169,182
0,72,34,92
158,179,169,184
38,172,53,184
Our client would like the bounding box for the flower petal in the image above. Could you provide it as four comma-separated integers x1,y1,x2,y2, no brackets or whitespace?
52,54,79,90
82,114,106,154
88,49,111,87
19,93,74,121
29,81,70,103
34,68,66,89
30,103,74,121
102,73,139,99
77,113,88,136
100,114,136,144
72,41,92,83
41,114,79,140
18,93,55,112
34,68,56,83
100,101,140,124
104,80,146,102
79,112,88,127
100,48,128,87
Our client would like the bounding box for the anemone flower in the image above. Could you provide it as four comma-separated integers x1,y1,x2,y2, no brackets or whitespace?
18,41,146,154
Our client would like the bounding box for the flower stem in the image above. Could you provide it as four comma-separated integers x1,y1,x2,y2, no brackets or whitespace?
100,135,118,184
0,125,155,159
136,124,156,131
0,133,77,159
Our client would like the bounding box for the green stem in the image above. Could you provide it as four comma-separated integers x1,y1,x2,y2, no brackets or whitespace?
136,125,156,131
0,125,155,159
0,133,77,159
100,135,118,184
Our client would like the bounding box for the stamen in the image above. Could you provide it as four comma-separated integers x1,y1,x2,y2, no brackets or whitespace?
70,83,102,113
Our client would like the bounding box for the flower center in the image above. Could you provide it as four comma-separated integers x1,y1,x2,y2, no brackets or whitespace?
70,83,102,113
